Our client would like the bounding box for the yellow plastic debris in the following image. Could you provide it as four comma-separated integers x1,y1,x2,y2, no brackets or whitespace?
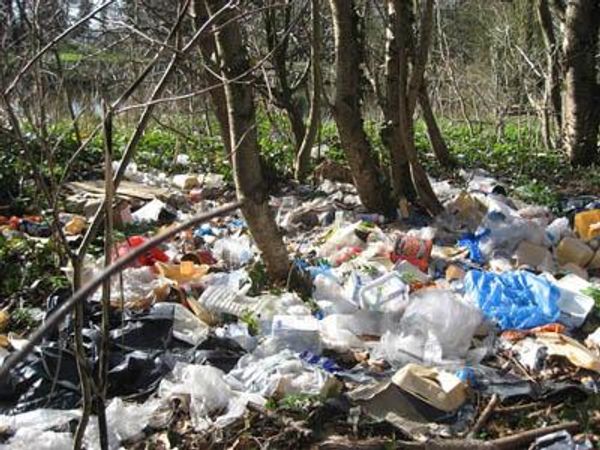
156,261,209,284
64,216,87,236
574,209,600,241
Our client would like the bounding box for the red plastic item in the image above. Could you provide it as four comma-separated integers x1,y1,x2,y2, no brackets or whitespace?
390,235,432,273
116,235,169,267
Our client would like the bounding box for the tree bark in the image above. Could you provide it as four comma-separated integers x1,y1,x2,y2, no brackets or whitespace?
191,0,232,157
295,0,322,181
264,1,307,154
383,0,416,201
395,0,443,216
205,0,290,280
418,83,455,167
562,0,600,166
537,0,562,147
328,0,393,215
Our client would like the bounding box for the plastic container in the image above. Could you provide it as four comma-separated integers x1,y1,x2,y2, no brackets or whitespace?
358,272,409,313
556,237,594,267
198,285,246,317
555,274,595,328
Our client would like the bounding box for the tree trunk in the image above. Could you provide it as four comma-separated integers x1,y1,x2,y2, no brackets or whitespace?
191,0,232,158
295,0,322,181
395,0,443,216
205,0,290,280
383,0,416,201
563,0,600,166
418,83,455,167
537,0,562,147
264,1,307,155
328,0,393,215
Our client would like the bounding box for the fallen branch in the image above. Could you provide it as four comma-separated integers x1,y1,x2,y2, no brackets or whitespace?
315,419,587,450
466,394,499,439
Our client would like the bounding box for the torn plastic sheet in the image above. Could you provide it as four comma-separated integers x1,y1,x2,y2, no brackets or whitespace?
464,270,560,330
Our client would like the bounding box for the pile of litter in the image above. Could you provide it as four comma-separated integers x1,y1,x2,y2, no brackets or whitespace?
1,166,600,449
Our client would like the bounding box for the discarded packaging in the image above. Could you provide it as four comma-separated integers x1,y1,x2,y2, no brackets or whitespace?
535,332,600,373
574,209,600,241
358,272,409,313
556,237,594,267
392,363,467,412
554,274,595,328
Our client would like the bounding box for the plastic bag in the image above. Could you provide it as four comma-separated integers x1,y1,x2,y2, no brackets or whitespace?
85,398,162,450
0,409,80,450
271,315,322,354
464,270,560,330
158,363,251,431
116,235,169,267
375,289,481,366
317,222,370,259
226,349,332,397
212,235,254,268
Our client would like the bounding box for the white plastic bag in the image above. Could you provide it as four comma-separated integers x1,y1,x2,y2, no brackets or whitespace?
158,363,256,431
226,350,331,397
212,235,254,268
375,289,481,367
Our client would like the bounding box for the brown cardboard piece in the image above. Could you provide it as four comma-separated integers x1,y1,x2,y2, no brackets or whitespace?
348,364,467,436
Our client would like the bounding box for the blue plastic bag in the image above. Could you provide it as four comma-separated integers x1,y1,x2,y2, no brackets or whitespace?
464,270,560,330
458,229,491,264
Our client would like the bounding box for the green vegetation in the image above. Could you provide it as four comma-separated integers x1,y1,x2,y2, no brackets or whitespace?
4,114,597,216
0,234,67,303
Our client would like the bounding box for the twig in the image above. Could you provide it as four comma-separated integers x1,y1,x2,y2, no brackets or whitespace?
467,394,499,439
97,101,114,450
495,402,539,414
